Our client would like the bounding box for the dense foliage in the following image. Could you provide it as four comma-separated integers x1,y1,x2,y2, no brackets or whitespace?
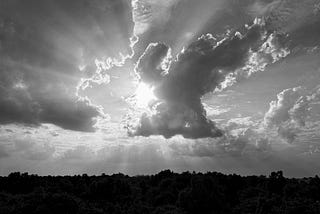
0,170,320,214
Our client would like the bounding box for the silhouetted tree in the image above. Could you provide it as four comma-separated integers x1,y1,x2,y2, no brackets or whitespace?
0,170,319,214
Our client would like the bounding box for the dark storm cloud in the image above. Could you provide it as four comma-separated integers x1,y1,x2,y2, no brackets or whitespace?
0,0,134,131
130,20,288,139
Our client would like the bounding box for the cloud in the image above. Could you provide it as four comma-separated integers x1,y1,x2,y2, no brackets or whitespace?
262,87,306,143
263,86,320,143
169,135,252,158
9,138,55,161
129,19,289,139
264,87,307,127
0,145,9,159
0,59,105,132
61,145,95,161
39,96,106,132
227,117,255,128
203,104,231,117
0,0,134,132
0,126,318,176
131,0,320,70
255,0,320,50
134,42,171,85
132,0,179,35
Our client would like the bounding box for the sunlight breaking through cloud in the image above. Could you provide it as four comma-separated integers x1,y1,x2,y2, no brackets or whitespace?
127,18,291,139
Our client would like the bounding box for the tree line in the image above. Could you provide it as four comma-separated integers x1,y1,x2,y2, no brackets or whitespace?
0,170,320,213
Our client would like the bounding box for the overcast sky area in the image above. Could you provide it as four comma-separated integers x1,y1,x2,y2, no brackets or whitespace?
0,0,320,177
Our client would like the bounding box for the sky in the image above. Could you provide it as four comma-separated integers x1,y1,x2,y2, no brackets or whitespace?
0,0,320,177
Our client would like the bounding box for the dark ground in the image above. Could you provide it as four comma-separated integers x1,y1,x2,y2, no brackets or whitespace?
0,170,320,214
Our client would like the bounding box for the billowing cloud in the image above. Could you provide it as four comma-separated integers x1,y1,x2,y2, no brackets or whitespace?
264,87,307,127
126,0,319,141
129,19,289,139
263,86,320,143
0,0,134,132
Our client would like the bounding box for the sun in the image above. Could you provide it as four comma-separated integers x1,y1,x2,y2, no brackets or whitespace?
134,82,157,108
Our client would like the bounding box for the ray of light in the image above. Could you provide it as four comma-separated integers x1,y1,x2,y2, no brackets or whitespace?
170,0,227,53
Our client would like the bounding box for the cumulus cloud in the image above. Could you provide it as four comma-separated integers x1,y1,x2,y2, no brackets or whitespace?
263,86,320,143
264,87,307,127
0,0,134,132
128,19,290,139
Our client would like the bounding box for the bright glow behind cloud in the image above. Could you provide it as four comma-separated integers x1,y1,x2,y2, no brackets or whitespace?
0,0,320,177
134,82,157,108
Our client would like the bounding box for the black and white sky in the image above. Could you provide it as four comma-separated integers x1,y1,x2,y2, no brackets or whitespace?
0,0,320,176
